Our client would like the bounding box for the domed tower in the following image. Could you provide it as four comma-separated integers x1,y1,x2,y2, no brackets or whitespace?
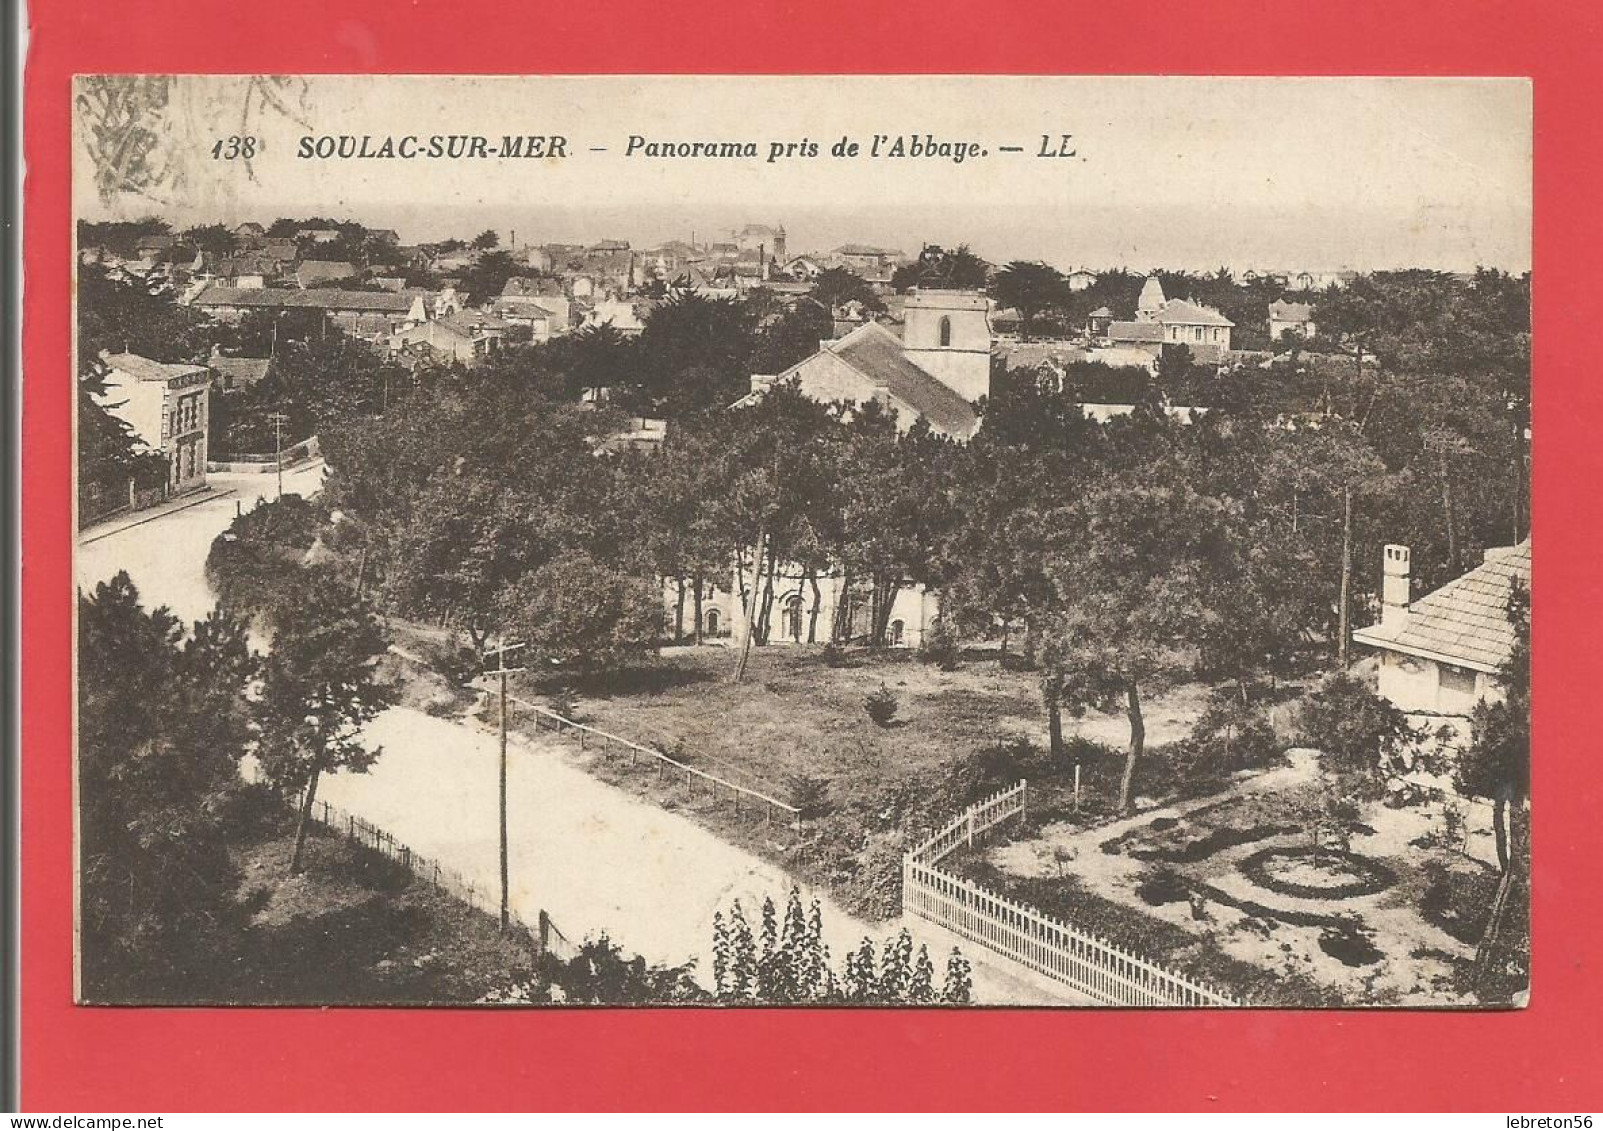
901,289,993,403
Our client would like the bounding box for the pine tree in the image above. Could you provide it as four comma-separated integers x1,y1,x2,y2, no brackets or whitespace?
780,887,809,1001
846,937,878,1003
817,943,837,1003
711,910,729,1000
727,900,757,1001
942,948,973,1004
879,928,914,1002
799,897,827,1001
756,895,781,1002
910,944,936,1004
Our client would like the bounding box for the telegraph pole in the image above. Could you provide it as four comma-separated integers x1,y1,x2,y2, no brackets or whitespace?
266,411,290,500
483,638,526,933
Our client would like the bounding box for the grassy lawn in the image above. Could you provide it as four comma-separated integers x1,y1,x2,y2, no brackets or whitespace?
493,643,1264,922
559,644,1047,796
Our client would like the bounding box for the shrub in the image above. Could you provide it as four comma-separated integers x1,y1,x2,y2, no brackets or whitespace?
919,616,961,671
1317,921,1384,967
974,738,1037,787
787,772,831,820
547,686,580,722
1136,867,1191,906
864,683,899,727
1296,671,1419,781
1187,695,1283,775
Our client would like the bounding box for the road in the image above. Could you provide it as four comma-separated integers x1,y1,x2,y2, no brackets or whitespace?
75,465,1083,1004
76,460,331,623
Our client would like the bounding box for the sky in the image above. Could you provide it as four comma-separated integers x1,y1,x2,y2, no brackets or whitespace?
74,75,1532,273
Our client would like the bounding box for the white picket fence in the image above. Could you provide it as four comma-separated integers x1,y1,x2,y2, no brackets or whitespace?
902,781,1244,1007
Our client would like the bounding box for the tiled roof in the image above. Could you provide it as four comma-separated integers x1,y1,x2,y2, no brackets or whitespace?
104,352,207,383
1108,321,1165,344
998,341,1088,369
834,243,900,257
440,310,512,335
1354,541,1531,672
817,321,979,437
208,355,272,386
194,285,416,313
296,260,356,283
1154,299,1234,327
1270,300,1313,321
216,255,274,277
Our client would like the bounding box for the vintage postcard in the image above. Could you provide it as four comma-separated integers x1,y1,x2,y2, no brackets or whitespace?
71,74,1531,1009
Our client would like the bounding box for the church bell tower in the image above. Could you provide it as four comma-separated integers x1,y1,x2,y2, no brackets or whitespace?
901,289,993,403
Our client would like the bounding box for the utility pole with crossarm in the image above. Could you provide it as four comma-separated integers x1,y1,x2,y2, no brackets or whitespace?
482,638,525,933
265,411,290,501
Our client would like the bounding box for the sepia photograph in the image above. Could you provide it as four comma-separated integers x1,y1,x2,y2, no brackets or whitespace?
70,74,1532,1010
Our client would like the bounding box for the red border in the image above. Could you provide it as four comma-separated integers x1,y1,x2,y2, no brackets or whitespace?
21,0,1603,1111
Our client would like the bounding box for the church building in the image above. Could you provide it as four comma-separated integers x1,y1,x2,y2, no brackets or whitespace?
742,288,992,440
671,290,995,650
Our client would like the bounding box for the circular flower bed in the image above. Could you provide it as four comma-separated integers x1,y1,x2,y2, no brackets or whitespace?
1237,846,1397,901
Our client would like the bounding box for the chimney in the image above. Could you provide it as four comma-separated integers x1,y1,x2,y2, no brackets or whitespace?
1381,544,1411,628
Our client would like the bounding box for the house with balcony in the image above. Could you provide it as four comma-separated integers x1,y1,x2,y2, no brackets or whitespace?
98,352,210,495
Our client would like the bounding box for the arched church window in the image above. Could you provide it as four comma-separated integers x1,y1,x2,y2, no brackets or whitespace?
938,315,952,347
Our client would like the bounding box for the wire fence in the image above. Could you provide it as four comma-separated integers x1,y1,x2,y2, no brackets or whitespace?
902,781,1245,1007
508,695,803,834
301,794,581,962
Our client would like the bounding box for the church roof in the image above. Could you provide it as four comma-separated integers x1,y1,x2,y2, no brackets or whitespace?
817,321,979,436
1353,541,1530,673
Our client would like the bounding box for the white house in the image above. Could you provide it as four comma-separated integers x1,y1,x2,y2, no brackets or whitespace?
1109,276,1234,363
98,352,210,494
1352,540,1530,732
1269,299,1316,341
1066,269,1098,292
666,562,940,651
